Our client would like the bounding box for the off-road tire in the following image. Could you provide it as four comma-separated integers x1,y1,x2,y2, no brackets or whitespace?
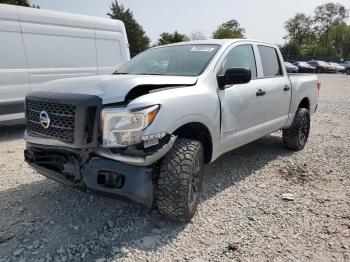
283,108,310,150
155,138,204,222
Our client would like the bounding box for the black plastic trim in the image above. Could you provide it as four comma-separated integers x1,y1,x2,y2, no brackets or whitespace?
0,100,24,115
25,145,154,207
83,158,153,207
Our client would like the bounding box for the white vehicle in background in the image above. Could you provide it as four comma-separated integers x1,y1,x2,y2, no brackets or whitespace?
285,62,298,73
328,62,345,73
0,4,130,124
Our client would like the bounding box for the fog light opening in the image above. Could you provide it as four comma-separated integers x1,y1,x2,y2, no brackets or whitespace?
97,171,125,189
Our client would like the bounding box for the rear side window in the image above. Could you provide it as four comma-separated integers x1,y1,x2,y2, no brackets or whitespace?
258,46,283,77
219,44,257,79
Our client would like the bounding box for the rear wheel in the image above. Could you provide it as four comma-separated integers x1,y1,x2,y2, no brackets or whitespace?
347,69,350,75
155,138,204,222
282,108,310,150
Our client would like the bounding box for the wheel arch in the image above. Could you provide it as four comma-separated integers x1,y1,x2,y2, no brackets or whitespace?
173,122,213,164
298,97,310,111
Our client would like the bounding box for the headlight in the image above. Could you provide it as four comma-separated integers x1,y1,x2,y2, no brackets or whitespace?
101,105,159,148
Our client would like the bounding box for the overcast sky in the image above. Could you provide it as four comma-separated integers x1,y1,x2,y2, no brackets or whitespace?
32,0,350,45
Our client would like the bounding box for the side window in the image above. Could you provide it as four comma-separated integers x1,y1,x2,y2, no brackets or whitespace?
258,45,283,77
219,44,257,79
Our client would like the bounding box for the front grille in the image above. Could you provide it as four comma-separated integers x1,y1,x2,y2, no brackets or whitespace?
26,99,76,143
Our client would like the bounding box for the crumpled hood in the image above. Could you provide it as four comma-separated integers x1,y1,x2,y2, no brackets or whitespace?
34,74,198,104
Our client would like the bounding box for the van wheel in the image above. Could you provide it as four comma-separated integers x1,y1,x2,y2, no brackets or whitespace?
282,108,310,150
347,69,350,75
155,138,204,222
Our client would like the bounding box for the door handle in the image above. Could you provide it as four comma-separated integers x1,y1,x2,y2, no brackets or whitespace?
284,85,290,91
256,89,266,97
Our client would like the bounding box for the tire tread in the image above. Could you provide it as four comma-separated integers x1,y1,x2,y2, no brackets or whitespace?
283,108,310,150
156,138,203,222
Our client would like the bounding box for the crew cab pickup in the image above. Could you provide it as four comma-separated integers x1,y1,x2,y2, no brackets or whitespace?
24,39,319,222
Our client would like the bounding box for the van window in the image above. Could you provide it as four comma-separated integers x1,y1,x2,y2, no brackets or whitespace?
258,46,283,77
219,44,257,79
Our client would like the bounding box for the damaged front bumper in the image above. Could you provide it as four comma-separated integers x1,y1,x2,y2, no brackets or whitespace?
23,131,177,207
96,135,177,166
24,145,155,207
24,130,176,166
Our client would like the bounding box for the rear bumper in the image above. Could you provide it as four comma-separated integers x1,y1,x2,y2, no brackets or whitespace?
24,145,154,207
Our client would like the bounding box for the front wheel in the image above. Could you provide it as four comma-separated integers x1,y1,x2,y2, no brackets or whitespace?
282,108,310,150
155,138,204,222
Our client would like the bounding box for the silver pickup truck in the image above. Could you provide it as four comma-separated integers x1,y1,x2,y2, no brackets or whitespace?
24,39,319,221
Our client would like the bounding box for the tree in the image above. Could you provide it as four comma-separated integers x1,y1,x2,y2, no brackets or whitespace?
107,0,150,53
280,41,302,57
314,3,349,35
212,19,245,39
328,23,350,58
344,26,350,59
0,0,29,6
189,30,207,40
158,31,189,45
313,3,349,50
281,4,350,60
0,0,39,8
284,13,315,48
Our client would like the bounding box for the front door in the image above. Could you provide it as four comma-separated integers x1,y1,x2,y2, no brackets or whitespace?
217,44,266,154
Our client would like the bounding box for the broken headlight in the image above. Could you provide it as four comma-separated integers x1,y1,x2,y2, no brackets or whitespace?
101,105,159,148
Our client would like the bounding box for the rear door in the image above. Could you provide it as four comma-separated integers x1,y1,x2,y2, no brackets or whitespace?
0,5,29,121
255,45,291,134
217,43,267,154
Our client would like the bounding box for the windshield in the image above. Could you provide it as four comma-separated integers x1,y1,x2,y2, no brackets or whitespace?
299,62,310,66
115,44,220,76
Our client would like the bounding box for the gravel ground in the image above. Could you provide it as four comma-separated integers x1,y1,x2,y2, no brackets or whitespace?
0,74,349,262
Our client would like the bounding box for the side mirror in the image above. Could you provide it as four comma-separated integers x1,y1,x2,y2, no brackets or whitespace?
217,68,252,90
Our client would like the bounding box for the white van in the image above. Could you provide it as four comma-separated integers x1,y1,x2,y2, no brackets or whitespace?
0,4,130,124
